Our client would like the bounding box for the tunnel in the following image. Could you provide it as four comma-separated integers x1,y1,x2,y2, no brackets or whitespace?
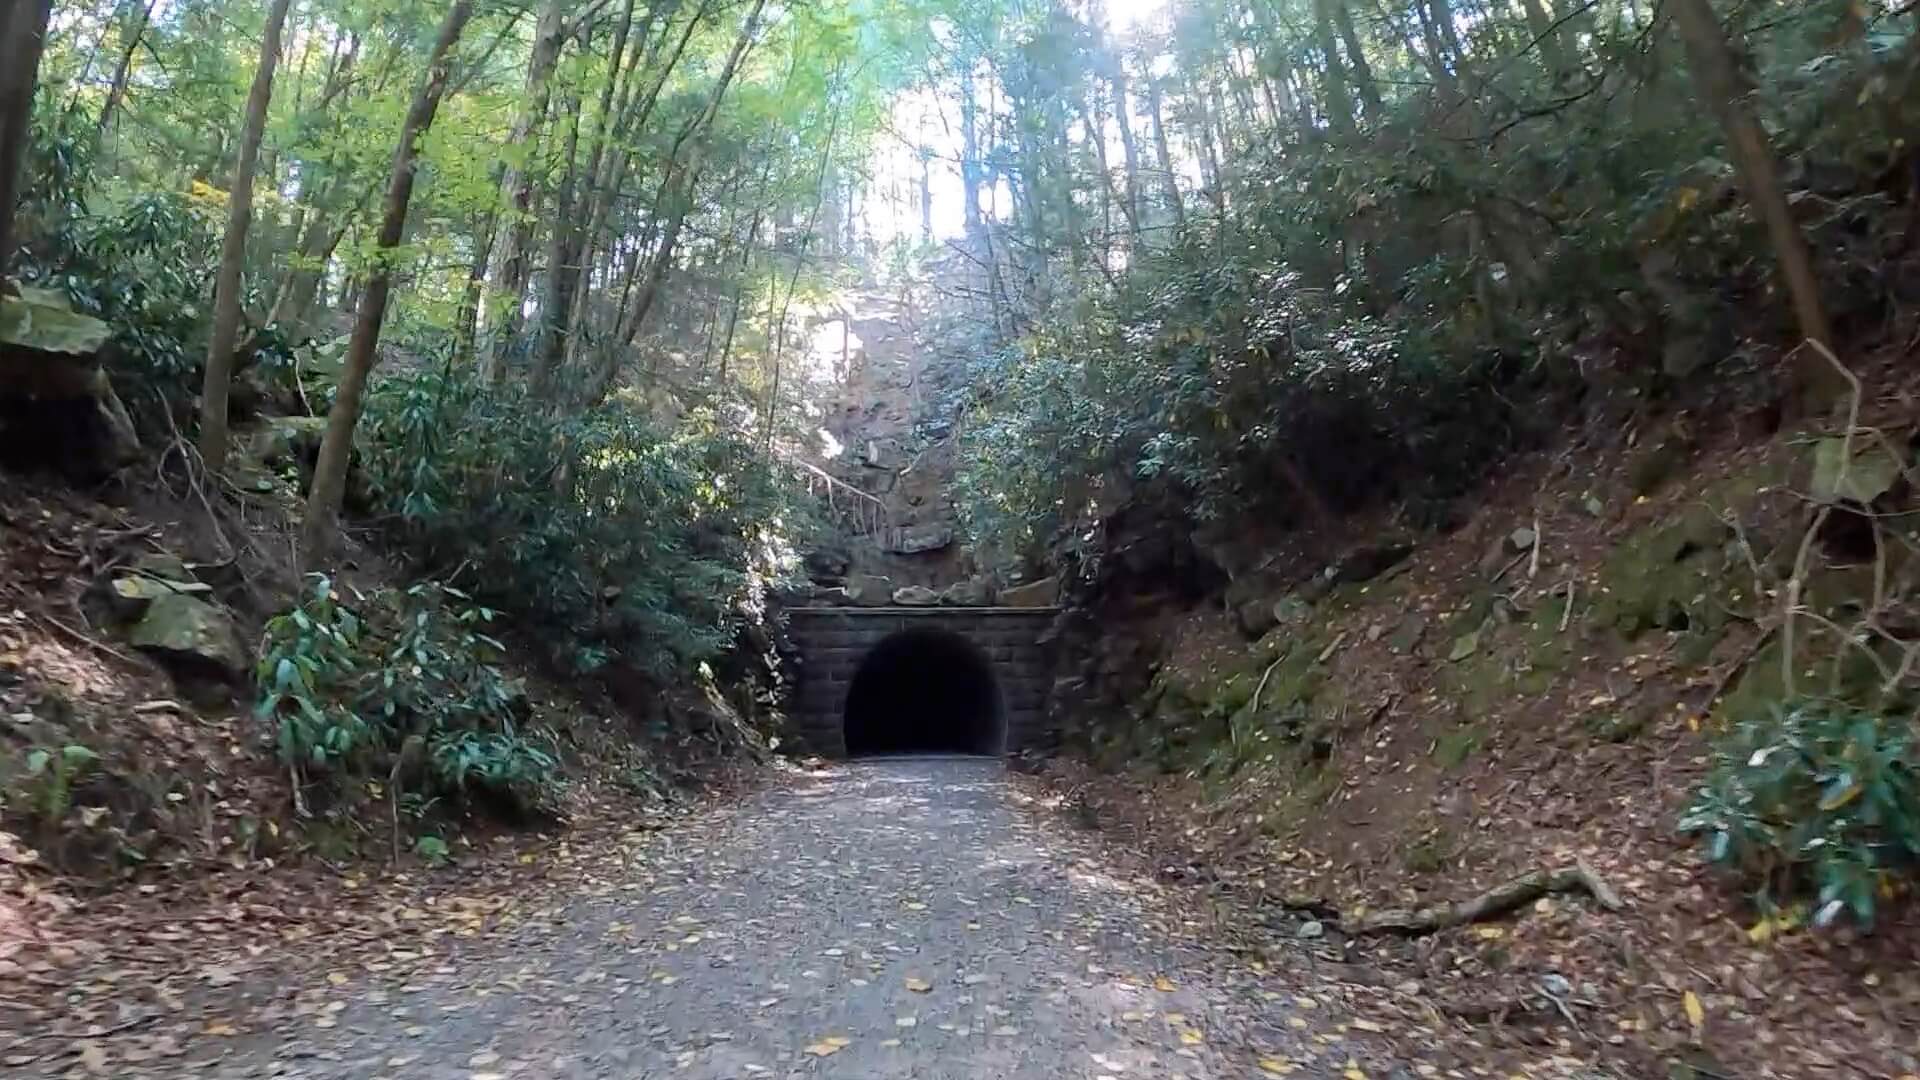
843,629,1005,756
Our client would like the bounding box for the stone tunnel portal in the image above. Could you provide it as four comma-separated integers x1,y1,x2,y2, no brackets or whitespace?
843,629,1004,756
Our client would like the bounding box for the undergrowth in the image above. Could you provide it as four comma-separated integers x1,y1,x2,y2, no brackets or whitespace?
358,368,813,680
1682,698,1919,928
259,574,560,819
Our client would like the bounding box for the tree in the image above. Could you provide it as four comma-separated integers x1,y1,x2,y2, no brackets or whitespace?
0,0,54,282
199,0,296,473
1669,0,1842,406
302,0,476,565
95,0,160,141
586,0,769,405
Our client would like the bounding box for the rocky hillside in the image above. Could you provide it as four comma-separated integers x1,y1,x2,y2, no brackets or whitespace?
797,287,1055,610
1034,355,1920,1077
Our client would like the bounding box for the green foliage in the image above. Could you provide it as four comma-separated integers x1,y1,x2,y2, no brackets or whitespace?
1681,700,1920,927
259,575,371,772
358,369,809,678
21,744,100,825
21,183,222,405
412,833,451,865
258,574,560,815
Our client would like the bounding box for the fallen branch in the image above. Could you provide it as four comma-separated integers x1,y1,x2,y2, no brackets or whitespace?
1343,860,1623,936
1527,513,1542,580
1247,648,1291,715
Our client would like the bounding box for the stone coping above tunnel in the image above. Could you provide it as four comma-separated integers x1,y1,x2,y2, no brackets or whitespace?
789,606,1064,615
784,606,1060,757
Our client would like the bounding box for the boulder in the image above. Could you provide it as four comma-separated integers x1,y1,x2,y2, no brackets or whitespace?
1327,540,1414,585
107,574,212,610
1001,576,1061,608
845,573,894,607
128,593,248,677
1270,594,1312,627
1811,436,1906,505
129,551,196,582
0,288,139,470
940,576,995,607
892,585,940,606
803,544,852,584
1235,596,1278,639
244,414,328,473
883,524,954,555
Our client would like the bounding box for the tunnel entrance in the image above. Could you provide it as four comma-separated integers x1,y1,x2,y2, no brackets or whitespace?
843,629,1004,756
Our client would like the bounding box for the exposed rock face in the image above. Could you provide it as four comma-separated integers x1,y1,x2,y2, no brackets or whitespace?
0,288,139,470
883,524,954,555
129,592,248,677
1000,576,1060,608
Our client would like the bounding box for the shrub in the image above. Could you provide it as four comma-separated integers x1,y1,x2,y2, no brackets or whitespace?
258,575,560,815
1680,699,1920,927
357,369,811,678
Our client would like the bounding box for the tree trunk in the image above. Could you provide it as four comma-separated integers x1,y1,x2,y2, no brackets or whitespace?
588,0,768,406
453,201,499,363
1144,76,1185,229
1108,63,1143,241
478,0,568,384
301,1,474,566
198,0,294,473
1332,0,1384,120
0,0,54,282
95,0,159,142
559,0,644,370
1314,0,1358,134
762,106,839,452
531,87,584,396
1519,0,1574,79
567,1,704,371
1668,0,1841,406
959,70,984,236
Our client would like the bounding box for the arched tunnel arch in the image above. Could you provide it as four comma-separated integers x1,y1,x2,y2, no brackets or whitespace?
843,629,1005,756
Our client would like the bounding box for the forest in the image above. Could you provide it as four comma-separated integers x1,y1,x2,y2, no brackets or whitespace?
2,0,1920,1074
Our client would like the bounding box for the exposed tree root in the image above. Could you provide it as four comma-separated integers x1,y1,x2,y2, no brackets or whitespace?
1344,860,1623,936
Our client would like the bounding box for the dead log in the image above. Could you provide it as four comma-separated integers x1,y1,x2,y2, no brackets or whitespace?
1344,860,1623,937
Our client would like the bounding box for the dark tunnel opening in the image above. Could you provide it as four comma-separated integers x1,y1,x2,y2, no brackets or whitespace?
843,629,1004,756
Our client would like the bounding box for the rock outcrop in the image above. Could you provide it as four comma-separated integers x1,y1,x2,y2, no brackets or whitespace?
0,287,139,471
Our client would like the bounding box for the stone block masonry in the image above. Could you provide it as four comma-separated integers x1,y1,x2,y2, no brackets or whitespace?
785,607,1060,757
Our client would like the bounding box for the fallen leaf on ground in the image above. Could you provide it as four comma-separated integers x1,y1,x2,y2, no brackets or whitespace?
804,1036,851,1057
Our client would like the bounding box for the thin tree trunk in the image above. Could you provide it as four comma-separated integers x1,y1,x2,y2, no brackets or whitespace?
1314,0,1358,134
302,1,474,566
199,0,294,472
479,0,568,384
0,0,54,282
589,0,767,405
453,198,500,362
1108,62,1143,241
560,0,643,369
95,0,159,142
1144,76,1185,229
959,70,984,237
1669,0,1841,406
568,0,704,369
763,107,838,452
1332,0,1384,120
1519,0,1574,78
531,87,584,396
